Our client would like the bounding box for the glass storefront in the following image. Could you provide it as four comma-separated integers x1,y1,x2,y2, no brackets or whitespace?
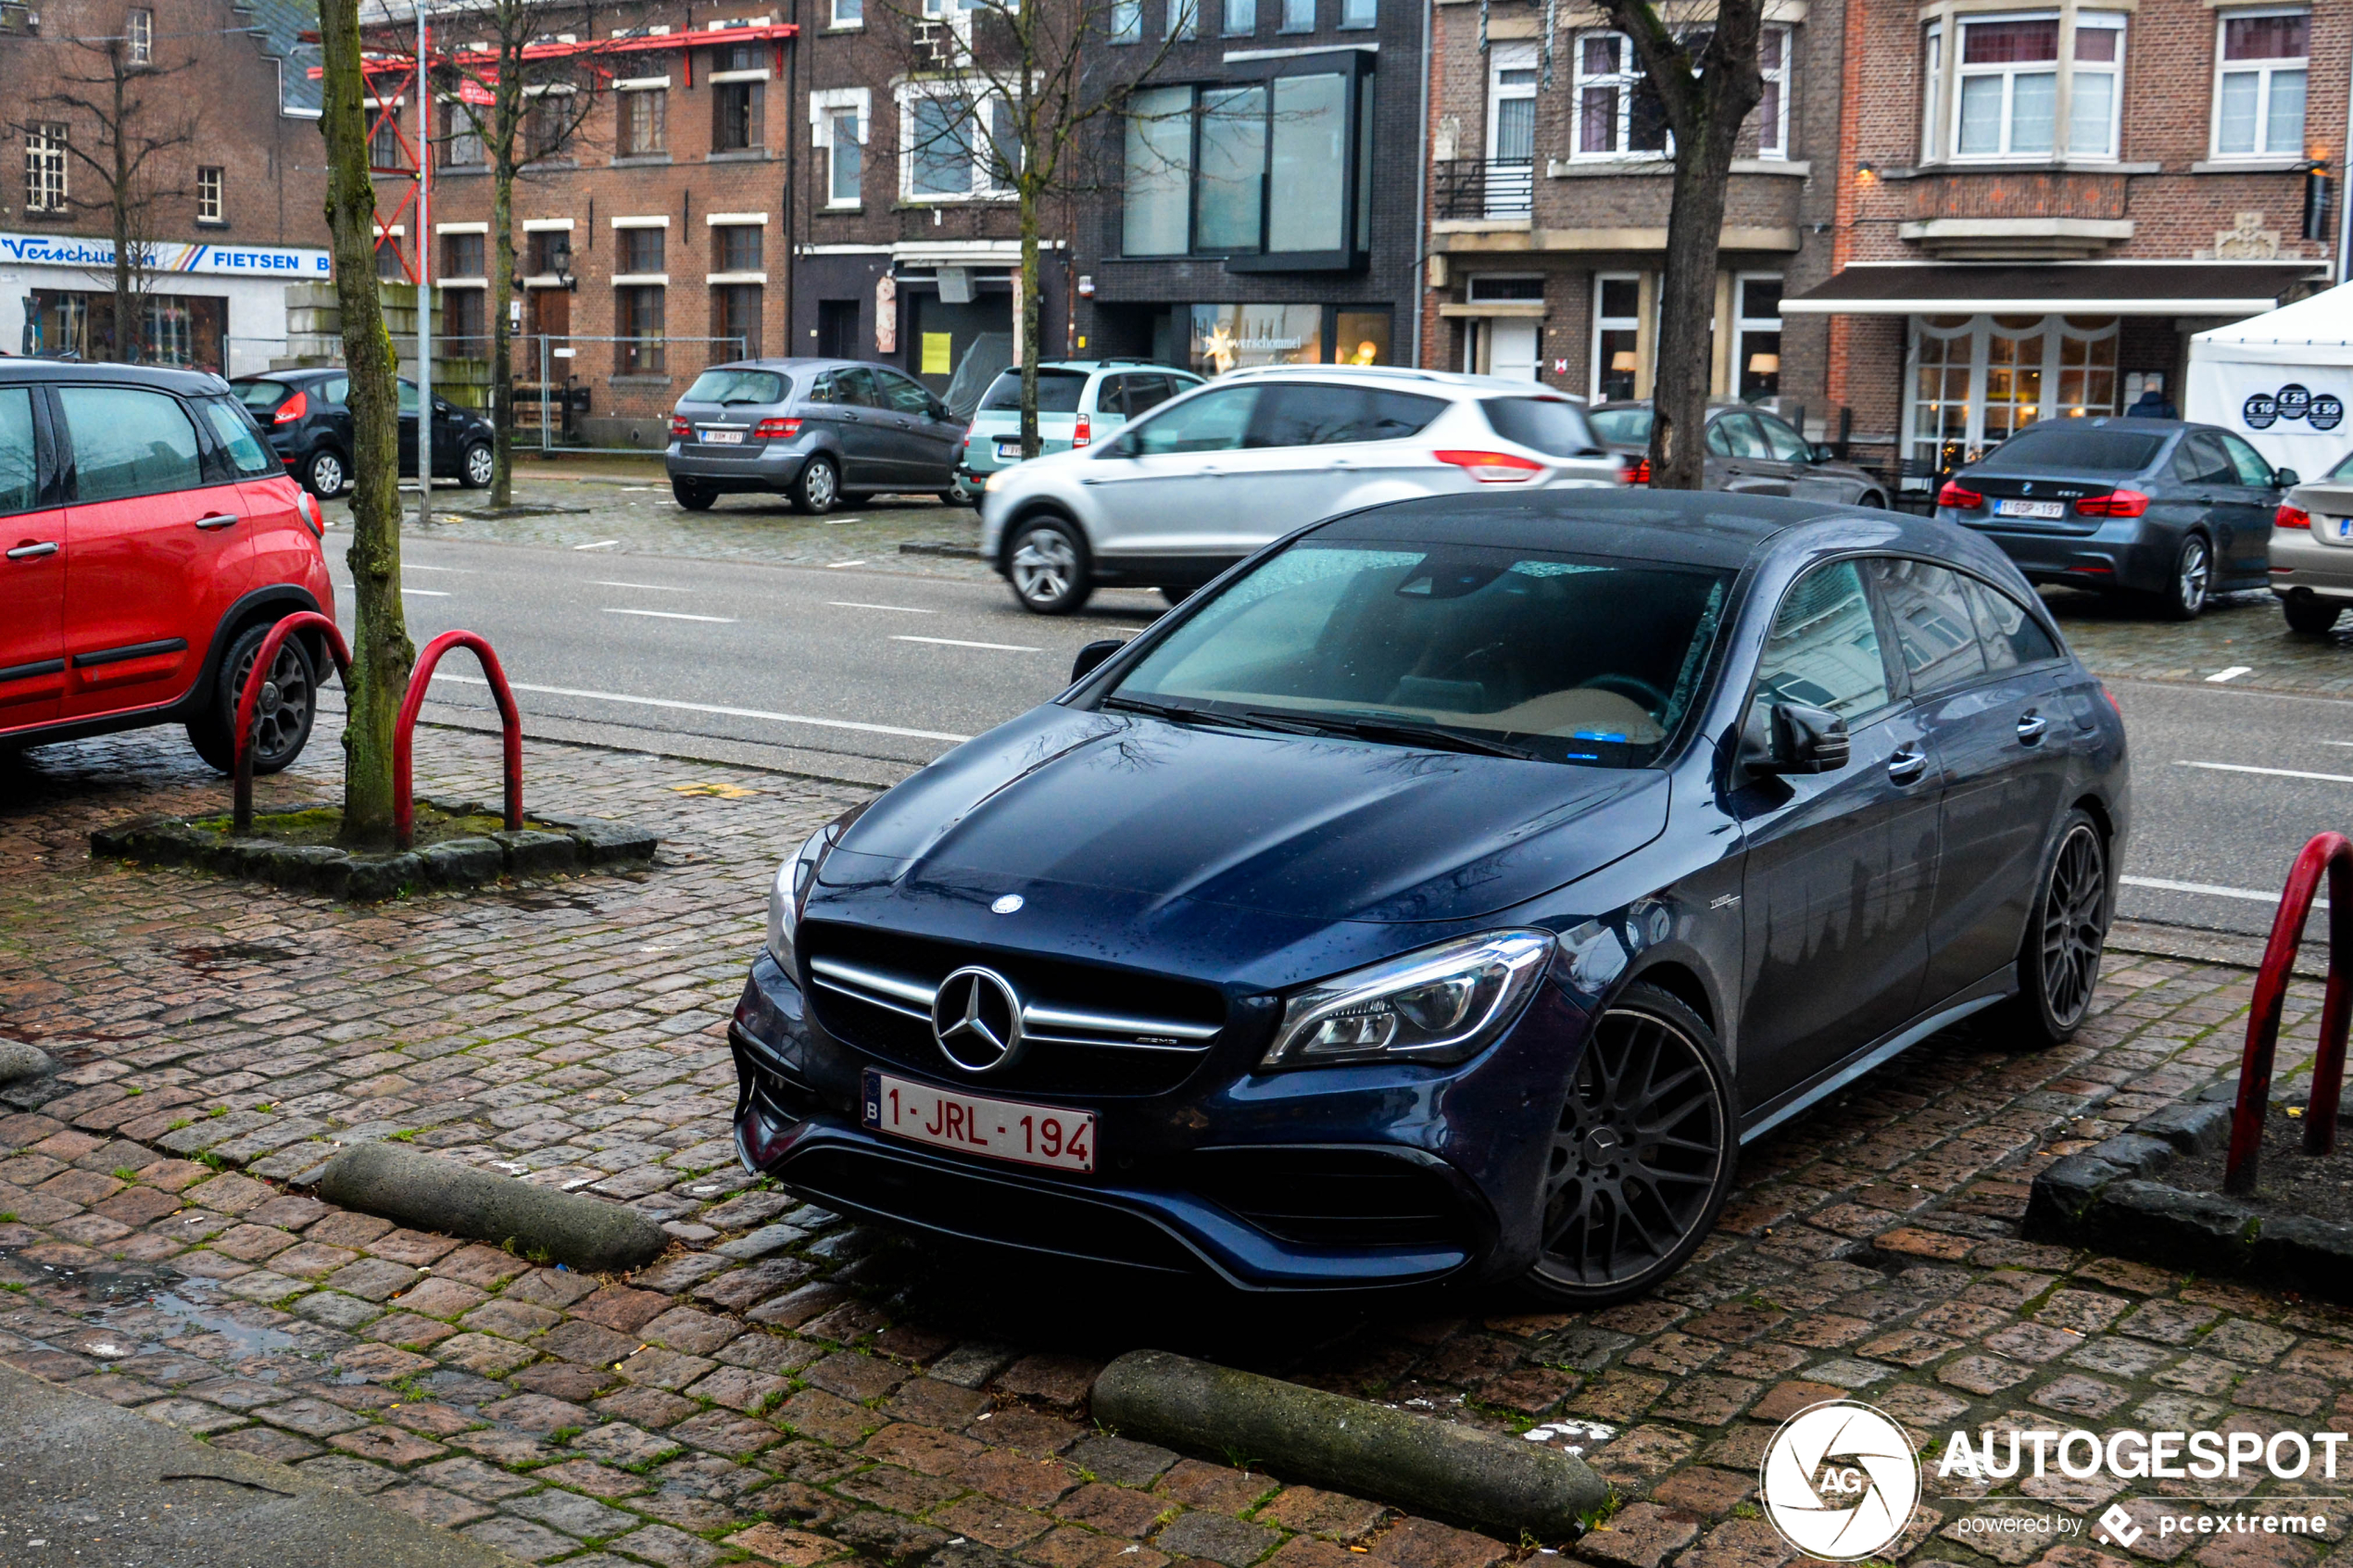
27,289,227,370
1186,303,1390,375
1906,313,2120,480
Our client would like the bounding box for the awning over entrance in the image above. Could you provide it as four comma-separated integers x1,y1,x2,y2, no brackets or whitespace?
1780,261,2327,317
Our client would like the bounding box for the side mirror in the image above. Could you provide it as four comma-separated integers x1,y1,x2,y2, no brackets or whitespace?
1752,702,1850,774
2275,468,2301,488
927,397,952,421
1808,442,1839,464
1071,638,1127,683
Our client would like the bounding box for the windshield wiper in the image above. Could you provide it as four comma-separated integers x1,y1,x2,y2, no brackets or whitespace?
1105,696,1324,736
1259,711,1541,760
1101,696,1208,724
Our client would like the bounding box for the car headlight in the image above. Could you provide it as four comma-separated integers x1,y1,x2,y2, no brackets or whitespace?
765,826,835,975
1259,930,1555,1069
985,469,1010,493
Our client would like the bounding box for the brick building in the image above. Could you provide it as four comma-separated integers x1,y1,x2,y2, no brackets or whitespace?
0,0,330,374
1785,0,2344,494
1416,0,1841,427
1069,0,1424,375
376,0,1064,445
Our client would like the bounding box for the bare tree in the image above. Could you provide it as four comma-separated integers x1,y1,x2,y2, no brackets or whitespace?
1598,0,1765,490
15,27,198,361
873,0,1179,458
324,0,414,844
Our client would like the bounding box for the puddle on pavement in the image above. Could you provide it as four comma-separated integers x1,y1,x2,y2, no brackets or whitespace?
173,942,304,969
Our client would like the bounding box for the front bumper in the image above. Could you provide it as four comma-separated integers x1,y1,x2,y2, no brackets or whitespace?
729,947,1579,1290
1945,512,2171,593
2267,527,2353,601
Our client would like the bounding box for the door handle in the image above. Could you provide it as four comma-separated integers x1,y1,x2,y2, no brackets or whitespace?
195,513,240,531
1887,747,1928,784
2016,711,2049,744
6,540,58,559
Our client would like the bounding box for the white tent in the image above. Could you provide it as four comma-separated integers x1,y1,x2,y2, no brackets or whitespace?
2186,281,2353,478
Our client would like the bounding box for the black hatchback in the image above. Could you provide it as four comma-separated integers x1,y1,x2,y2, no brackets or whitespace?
1936,418,2297,619
231,370,497,499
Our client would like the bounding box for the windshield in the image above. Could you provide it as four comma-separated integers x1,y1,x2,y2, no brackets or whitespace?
1483,396,1600,458
231,379,291,411
1589,407,1653,447
1982,424,2165,473
683,369,788,406
981,368,1087,413
1105,541,1730,766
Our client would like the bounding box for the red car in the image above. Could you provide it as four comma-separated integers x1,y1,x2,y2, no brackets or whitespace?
0,361,334,773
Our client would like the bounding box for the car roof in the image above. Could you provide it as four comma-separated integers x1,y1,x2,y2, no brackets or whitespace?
0,359,230,395
1220,364,1573,398
1014,360,1197,373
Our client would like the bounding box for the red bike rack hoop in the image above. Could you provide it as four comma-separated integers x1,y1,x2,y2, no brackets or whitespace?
396,630,524,851
233,611,353,834
2226,831,2353,1194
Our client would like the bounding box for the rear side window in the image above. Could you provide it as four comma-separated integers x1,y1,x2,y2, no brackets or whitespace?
1752,560,1894,722
321,377,350,405
1994,424,2166,472
683,368,786,405
981,368,1087,413
1966,575,2061,671
1482,396,1599,458
1589,407,1653,446
0,387,37,516
1755,413,1811,463
62,386,204,502
1869,558,1987,696
1709,412,1773,459
200,398,280,477
2172,432,2236,486
1250,383,1446,446
2218,432,2276,487
231,379,290,412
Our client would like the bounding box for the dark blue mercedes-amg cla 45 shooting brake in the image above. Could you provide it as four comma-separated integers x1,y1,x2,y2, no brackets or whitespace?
729,491,2128,1305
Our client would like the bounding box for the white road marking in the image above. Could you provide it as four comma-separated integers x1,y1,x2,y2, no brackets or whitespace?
2175,759,2353,785
400,588,450,596
573,539,620,551
892,634,1042,652
823,516,865,525
429,671,971,742
602,608,736,623
591,580,693,593
827,559,868,569
2121,873,2325,910
2207,666,2253,683
404,563,472,573
831,601,935,614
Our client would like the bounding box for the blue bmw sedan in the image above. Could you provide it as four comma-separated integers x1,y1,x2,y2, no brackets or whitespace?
729,492,2128,1305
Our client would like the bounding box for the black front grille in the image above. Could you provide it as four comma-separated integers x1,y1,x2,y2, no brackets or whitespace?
1189,1148,1471,1249
778,1142,1202,1273
800,922,1226,1098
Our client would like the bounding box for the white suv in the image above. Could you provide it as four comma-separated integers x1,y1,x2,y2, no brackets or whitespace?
977,365,1622,613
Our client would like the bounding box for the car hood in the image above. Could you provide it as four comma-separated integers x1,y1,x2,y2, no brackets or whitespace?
824,705,1670,925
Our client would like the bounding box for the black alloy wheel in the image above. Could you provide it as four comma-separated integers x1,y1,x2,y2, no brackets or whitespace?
1526,982,1735,1306
1007,517,1092,614
2158,533,2212,621
2007,810,2108,1047
185,621,319,775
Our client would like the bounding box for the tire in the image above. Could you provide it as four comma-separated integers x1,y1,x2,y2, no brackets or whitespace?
2154,533,2212,621
789,454,840,515
1857,491,1887,510
301,446,348,499
1005,516,1092,615
673,479,716,511
2284,596,2343,635
2000,809,2110,1047
184,621,320,777
459,441,495,490
1521,981,1737,1308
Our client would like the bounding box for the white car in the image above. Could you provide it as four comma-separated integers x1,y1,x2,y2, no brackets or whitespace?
978,365,1624,613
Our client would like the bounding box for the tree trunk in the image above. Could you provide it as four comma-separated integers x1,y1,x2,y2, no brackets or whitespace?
1649,142,1734,491
319,0,413,847
490,153,516,508
1018,181,1041,459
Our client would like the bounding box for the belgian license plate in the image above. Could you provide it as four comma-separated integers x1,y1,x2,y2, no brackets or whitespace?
2334,517,2353,541
701,428,744,445
1995,497,2066,520
996,441,1022,460
862,1069,1095,1173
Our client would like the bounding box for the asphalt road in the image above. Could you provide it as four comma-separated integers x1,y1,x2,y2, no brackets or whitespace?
325,533,2351,940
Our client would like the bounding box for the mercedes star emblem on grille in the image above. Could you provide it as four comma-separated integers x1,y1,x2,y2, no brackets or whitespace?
931,966,1026,1072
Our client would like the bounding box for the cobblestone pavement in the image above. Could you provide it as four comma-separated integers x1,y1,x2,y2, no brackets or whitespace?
2044,589,2353,700
4,721,2351,1568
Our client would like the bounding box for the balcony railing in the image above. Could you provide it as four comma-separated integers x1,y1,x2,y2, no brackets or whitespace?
1434,157,1534,221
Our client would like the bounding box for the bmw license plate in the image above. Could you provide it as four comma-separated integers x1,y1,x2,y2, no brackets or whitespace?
995,441,1023,461
1995,497,2066,520
2334,517,2353,541
700,428,744,445
862,1068,1095,1173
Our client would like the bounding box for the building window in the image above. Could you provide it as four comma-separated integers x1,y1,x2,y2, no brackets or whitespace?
1123,74,1368,257
443,231,484,277
1734,275,1782,403
1593,273,1643,400
1339,0,1373,28
527,229,572,277
1124,86,1191,253
24,122,66,213
1223,0,1253,35
525,94,573,159
619,225,664,274
370,113,403,170
715,80,764,150
375,235,406,280
443,102,485,167
444,287,485,354
126,6,150,63
716,223,762,271
1754,27,1789,157
1921,24,1944,161
832,0,862,24
1110,0,1140,42
1573,33,1667,157
619,88,666,156
1195,87,1266,248
1279,0,1312,31
1950,13,2124,160
1906,313,2118,478
829,108,862,203
196,166,224,223
2214,10,2307,157
1168,0,1197,37
715,285,761,358
902,91,1017,200
617,285,665,373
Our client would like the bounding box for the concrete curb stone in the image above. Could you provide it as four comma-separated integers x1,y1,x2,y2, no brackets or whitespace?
316,1144,669,1273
